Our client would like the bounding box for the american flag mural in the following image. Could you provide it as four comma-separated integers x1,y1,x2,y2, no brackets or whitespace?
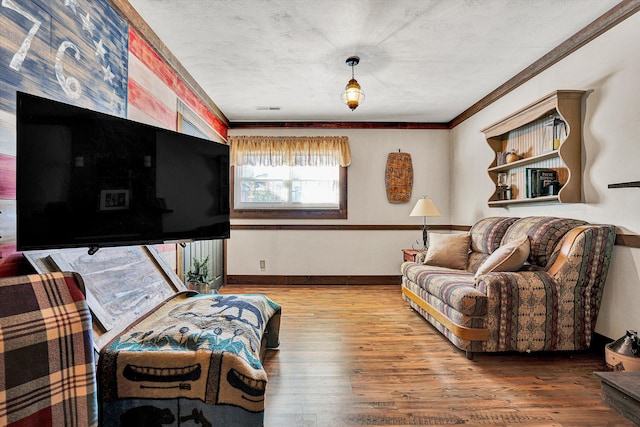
0,0,228,276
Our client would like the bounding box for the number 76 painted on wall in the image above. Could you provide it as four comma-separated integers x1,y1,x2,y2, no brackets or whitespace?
1,0,127,106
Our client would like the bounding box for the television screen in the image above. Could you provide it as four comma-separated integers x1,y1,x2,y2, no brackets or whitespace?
16,91,230,252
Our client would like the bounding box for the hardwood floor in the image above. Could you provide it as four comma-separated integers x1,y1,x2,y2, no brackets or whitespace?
220,284,633,426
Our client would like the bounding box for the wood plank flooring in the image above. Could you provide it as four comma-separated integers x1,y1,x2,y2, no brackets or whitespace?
220,285,633,426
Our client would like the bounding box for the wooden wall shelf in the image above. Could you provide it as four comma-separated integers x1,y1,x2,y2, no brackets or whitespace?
482,90,585,207
488,151,559,173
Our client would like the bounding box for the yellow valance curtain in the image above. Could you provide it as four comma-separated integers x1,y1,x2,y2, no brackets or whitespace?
229,136,351,167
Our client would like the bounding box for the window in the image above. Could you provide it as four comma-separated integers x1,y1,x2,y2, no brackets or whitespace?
229,136,350,219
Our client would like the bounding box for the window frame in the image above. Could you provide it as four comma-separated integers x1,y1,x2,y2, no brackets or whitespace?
230,165,348,219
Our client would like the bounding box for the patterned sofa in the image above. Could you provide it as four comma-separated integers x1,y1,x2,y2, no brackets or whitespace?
401,216,616,359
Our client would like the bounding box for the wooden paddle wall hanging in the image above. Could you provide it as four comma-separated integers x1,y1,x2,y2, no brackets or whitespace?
385,151,413,203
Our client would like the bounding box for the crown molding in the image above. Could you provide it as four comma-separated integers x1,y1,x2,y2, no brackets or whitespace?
229,121,449,130
448,0,640,128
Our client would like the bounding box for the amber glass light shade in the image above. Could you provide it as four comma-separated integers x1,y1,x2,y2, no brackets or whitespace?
341,56,365,111
342,78,365,111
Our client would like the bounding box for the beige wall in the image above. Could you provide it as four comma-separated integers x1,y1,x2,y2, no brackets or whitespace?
227,12,640,340
450,12,640,340
227,128,450,276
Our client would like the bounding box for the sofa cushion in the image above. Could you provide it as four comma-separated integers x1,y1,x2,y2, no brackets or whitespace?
474,236,530,278
402,263,487,316
469,217,520,254
424,233,471,270
467,252,491,273
500,216,588,268
402,277,487,329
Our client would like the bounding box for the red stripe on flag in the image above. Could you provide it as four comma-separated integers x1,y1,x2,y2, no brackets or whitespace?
128,79,176,130
128,28,177,92
128,28,228,139
0,249,24,276
0,154,16,199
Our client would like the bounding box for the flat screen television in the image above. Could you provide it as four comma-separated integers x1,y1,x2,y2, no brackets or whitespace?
16,91,230,252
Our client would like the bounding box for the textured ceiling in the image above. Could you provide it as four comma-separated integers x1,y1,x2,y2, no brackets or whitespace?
127,0,620,123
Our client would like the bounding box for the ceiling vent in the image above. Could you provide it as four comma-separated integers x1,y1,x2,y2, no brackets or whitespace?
255,106,282,111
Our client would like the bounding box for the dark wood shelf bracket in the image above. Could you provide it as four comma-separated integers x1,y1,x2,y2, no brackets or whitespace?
608,181,640,189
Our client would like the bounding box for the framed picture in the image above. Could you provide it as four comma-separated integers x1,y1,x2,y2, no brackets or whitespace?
23,246,187,352
100,189,129,210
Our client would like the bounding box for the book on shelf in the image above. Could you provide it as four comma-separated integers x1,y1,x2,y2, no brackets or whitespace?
526,168,557,198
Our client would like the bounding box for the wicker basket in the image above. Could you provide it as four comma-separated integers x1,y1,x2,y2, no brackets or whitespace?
605,343,640,372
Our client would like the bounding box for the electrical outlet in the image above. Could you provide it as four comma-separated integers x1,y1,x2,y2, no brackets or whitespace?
259,259,266,271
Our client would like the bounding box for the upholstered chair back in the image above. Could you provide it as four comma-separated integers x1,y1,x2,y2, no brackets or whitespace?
500,216,588,268
467,217,520,273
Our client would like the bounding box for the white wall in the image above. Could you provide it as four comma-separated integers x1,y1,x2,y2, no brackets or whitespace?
227,13,640,339
450,12,640,340
227,128,450,276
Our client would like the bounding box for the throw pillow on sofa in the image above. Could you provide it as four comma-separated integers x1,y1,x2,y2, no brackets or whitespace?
474,236,530,279
424,233,471,270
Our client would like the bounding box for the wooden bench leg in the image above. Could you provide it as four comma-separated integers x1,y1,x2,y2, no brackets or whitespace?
466,350,474,360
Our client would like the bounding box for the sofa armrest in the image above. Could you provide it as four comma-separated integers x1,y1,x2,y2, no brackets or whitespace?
476,270,560,352
546,225,593,276
545,225,616,280
545,224,616,340
476,224,616,352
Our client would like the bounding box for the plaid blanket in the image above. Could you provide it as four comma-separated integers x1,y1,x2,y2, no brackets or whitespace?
99,292,281,427
0,272,98,427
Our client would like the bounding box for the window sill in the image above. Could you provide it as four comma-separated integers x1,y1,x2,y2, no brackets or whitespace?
231,208,346,220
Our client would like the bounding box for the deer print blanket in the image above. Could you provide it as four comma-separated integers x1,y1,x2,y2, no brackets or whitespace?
98,292,281,427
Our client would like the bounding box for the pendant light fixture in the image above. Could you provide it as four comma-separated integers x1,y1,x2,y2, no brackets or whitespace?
341,56,365,111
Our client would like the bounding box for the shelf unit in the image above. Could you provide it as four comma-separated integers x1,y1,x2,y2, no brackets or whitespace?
482,90,585,207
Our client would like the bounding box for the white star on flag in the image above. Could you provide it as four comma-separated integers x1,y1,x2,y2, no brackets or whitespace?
102,64,115,84
94,39,107,59
81,13,96,35
64,0,79,14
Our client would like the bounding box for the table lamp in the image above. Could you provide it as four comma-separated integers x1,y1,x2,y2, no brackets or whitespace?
409,197,441,249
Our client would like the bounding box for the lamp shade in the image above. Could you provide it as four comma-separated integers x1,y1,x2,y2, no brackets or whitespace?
410,198,441,217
